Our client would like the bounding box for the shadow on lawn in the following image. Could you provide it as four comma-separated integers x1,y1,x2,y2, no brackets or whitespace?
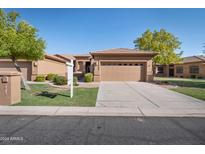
35,91,70,98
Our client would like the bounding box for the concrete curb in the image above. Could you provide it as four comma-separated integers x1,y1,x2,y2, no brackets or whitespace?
0,106,205,117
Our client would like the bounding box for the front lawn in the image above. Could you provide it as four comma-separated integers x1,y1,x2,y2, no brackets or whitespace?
171,87,205,101
154,77,205,101
154,77,205,88
15,84,98,106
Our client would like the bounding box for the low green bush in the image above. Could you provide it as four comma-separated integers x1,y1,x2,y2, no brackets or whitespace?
35,75,46,82
46,73,57,81
84,73,93,82
53,75,67,85
73,76,79,86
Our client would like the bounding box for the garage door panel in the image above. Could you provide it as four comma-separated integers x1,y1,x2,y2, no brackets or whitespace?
0,61,31,80
101,65,144,81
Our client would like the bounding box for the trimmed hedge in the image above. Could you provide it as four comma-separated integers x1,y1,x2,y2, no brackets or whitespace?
53,75,67,85
84,73,93,82
35,75,46,82
46,73,57,81
73,76,79,86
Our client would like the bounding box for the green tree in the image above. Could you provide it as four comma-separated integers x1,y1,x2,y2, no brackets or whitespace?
202,43,205,55
134,29,182,64
0,9,46,90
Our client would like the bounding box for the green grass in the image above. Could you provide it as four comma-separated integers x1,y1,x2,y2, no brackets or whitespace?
171,87,205,101
155,77,205,101
15,84,98,106
154,77,205,88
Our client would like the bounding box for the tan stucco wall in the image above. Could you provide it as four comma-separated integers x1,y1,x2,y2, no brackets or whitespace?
74,57,90,73
0,61,32,80
36,59,67,78
146,60,154,81
0,72,21,105
174,62,205,78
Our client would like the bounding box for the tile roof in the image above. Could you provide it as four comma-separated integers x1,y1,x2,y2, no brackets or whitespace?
90,48,157,56
73,54,91,57
55,54,76,61
181,55,205,63
45,54,67,63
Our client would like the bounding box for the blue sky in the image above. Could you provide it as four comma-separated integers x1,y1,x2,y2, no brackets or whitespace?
6,8,205,56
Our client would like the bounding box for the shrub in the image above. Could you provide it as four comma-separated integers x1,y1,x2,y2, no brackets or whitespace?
190,75,196,79
35,75,46,82
53,75,67,85
73,76,79,86
46,73,57,81
84,73,93,82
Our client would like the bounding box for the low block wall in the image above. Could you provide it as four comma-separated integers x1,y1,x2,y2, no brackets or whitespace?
0,72,21,105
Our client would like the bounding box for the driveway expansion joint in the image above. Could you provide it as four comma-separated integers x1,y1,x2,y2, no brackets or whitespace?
137,107,145,116
124,82,160,108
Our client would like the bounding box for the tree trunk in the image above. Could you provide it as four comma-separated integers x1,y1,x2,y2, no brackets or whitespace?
11,58,31,90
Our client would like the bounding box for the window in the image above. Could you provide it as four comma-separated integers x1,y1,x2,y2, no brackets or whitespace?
176,66,183,74
157,66,164,74
190,66,199,74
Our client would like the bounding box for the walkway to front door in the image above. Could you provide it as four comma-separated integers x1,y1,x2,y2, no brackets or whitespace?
96,82,205,110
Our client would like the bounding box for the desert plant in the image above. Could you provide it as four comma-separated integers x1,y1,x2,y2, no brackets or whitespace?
53,75,67,85
73,76,79,86
84,73,93,82
35,75,46,82
46,73,57,81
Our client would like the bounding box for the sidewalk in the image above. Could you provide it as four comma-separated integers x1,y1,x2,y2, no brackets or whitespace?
0,106,205,117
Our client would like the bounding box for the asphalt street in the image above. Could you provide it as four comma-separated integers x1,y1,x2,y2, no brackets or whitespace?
0,116,205,145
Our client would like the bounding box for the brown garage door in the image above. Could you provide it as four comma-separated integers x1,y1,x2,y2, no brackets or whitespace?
0,61,32,81
100,63,145,81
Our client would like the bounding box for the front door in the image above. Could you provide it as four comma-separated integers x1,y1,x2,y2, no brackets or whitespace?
85,62,90,73
169,68,174,77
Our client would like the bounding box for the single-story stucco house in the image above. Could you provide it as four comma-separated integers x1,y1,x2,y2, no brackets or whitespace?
155,55,205,79
0,48,157,82
0,54,69,81
57,48,157,82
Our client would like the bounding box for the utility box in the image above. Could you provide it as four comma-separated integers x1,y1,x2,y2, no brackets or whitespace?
0,72,21,105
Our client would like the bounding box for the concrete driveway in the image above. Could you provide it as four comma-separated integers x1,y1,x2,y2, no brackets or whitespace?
96,82,205,110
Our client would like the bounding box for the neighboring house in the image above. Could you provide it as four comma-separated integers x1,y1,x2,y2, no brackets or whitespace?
155,64,174,77
155,55,205,79
0,54,68,81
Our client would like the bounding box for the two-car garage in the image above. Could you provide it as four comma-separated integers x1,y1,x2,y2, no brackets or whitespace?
100,62,145,81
